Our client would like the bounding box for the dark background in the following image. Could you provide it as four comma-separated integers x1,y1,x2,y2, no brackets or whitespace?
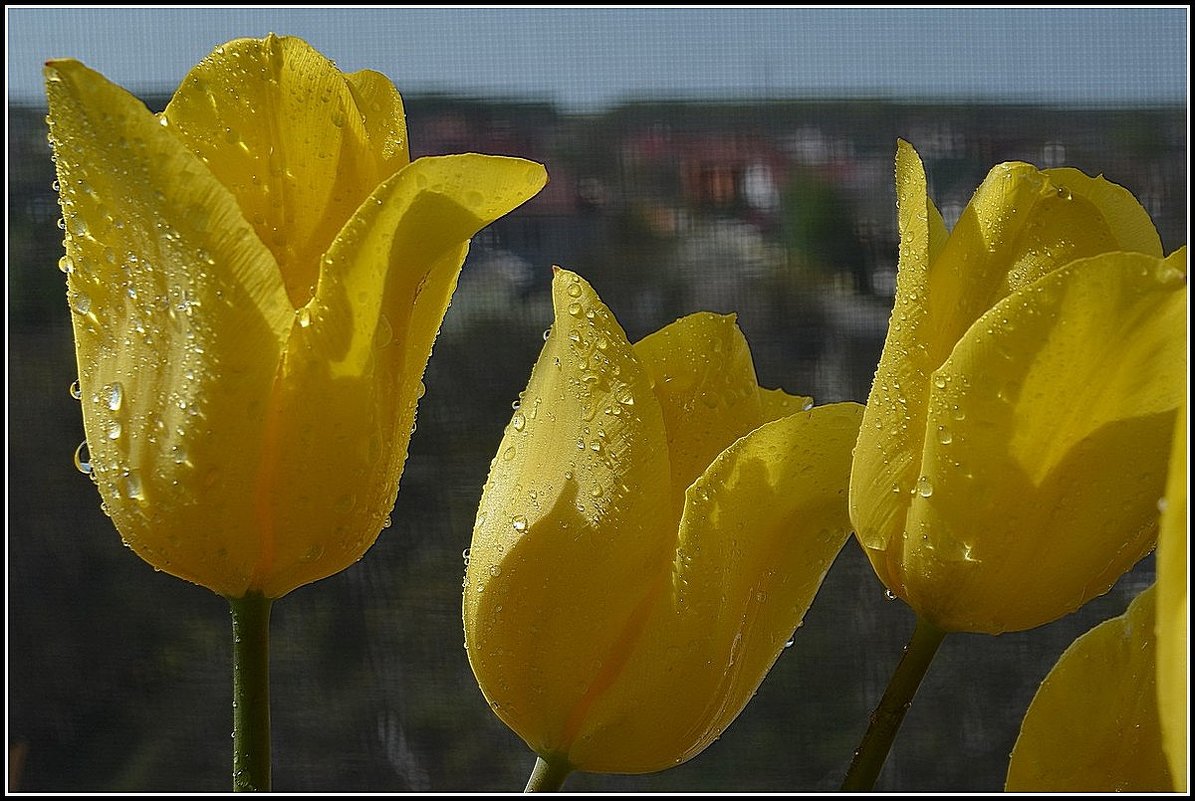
7,91,1186,792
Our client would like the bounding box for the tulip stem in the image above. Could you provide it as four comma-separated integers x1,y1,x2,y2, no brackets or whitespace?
841,615,946,791
524,754,573,792
230,592,273,792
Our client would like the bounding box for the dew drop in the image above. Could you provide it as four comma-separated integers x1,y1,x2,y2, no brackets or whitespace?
106,420,122,440
374,313,393,348
884,589,898,601
58,255,73,273
382,515,392,529
73,441,92,474
461,548,471,567
936,425,952,445
512,411,526,432
567,301,582,317
915,476,934,498
502,446,515,461
69,379,82,400
489,564,501,578
104,382,123,412
123,471,145,502
542,327,552,341
296,307,312,328
783,639,795,649
566,282,583,298
70,290,92,315
512,515,528,533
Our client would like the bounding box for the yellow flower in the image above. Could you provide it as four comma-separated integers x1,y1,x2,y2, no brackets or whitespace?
850,140,1186,634
1156,400,1187,791
46,35,547,599
1005,585,1172,791
463,268,863,774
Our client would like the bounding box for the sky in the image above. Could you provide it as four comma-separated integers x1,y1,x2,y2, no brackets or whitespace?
5,7,1189,111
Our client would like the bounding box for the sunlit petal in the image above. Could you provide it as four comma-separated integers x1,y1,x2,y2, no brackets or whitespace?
568,403,863,773
852,139,948,592
1156,400,1187,790
904,250,1186,632
464,268,673,758
45,57,292,597
633,312,766,513
249,155,547,597
163,34,378,307
1006,586,1171,791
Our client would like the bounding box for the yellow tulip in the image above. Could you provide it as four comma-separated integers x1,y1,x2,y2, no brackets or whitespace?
463,268,863,776
1156,401,1187,791
1005,585,1172,791
850,140,1186,634
47,35,547,599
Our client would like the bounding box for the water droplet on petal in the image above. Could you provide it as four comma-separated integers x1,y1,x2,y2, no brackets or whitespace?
70,290,92,315
512,515,528,533
123,471,144,502
73,441,92,475
512,411,526,432
104,382,123,412
69,380,82,400
915,476,934,498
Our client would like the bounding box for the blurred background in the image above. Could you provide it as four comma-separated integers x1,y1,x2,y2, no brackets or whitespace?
6,7,1188,793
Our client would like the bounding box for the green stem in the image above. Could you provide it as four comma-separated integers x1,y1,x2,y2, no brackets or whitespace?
230,593,273,792
524,754,573,792
841,615,947,792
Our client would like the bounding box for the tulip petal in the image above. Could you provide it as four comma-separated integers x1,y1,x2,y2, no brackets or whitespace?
932,158,1162,357
851,140,949,590
45,58,293,598
163,34,383,308
634,312,804,513
464,269,674,757
345,68,410,176
1156,401,1187,790
253,154,548,597
566,403,863,773
902,250,1186,632
852,142,1166,603
1006,586,1172,791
